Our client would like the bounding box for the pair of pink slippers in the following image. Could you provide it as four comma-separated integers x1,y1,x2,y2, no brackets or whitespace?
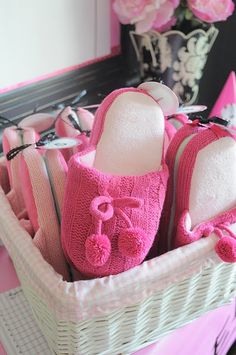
2,112,59,217
2,118,69,280
19,146,71,280
61,82,179,278
2,107,95,280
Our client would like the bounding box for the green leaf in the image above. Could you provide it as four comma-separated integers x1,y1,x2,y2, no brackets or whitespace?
185,9,193,20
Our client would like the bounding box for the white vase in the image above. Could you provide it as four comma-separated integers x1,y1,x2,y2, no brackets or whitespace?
130,26,219,104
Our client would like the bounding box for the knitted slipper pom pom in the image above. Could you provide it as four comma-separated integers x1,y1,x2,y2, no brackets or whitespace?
118,228,149,259
85,234,111,266
215,236,236,263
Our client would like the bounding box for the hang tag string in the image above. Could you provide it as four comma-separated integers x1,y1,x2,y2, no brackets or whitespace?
6,132,58,161
6,144,32,160
55,107,91,137
1,103,40,127
0,115,19,128
190,116,229,127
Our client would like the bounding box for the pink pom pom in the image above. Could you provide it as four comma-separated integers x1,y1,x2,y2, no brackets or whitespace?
85,234,111,266
215,236,236,263
118,228,150,259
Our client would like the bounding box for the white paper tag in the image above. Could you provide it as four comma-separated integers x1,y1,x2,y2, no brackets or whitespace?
42,137,81,149
177,105,207,114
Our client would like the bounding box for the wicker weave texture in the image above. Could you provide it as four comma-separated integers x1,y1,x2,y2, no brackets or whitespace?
21,262,235,355
0,186,235,355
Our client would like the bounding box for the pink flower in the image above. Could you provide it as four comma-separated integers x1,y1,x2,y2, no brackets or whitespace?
171,0,180,7
113,0,167,33
187,0,235,23
152,0,179,32
135,11,158,33
113,0,157,25
154,16,177,32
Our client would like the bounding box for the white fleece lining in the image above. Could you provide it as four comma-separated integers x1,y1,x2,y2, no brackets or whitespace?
80,150,96,167
94,92,164,176
189,137,236,227
168,118,183,130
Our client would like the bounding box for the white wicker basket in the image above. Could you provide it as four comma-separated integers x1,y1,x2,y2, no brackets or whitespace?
0,185,236,355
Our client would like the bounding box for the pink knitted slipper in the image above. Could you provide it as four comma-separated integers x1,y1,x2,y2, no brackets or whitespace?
62,82,178,278
2,127,39,217
160,121,236,262
158,122,201,254
20,147,70,280
175,124,236,262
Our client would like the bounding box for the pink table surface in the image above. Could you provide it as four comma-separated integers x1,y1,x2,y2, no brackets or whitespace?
0,245,235,355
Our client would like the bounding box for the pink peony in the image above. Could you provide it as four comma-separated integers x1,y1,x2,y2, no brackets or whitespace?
171,0,180,7
113,0,158,24
113,0,168,33
152,0,180,32
187,0,235,23
113,0,180,33
135,10,158,33
154,16,177,32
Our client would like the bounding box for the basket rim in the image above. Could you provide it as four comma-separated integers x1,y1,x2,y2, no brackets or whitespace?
0,185,231,321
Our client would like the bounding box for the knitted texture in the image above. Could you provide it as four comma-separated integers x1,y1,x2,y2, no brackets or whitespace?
215,236,236,262
2,127,38,216
62,85,170,277
61,152,169,278
20,147,70,280
158,123,202,254
161,121,236,263
176,209,236,262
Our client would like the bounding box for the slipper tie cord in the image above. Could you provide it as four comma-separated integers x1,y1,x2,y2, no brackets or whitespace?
176,210,236,263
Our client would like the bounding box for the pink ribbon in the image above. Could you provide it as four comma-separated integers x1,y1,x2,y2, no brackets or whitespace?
90,194,143,232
